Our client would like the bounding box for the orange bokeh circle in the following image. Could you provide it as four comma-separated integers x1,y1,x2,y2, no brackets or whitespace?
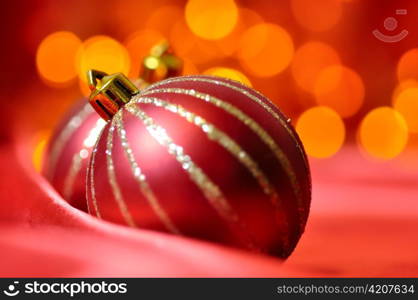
314,65,365,118
145,5,183,37
77,35,130,82
214,8,264,57
392,79,418,104
291,41,340,92
393,88,418,133
291,0,343,32
296,106,345,158
359,107,408,159
185,0,238,40
36,31,82,85
238,23,294,77
397,48,418,82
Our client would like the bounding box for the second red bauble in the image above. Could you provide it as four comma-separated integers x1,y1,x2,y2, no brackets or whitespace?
87,75,311,257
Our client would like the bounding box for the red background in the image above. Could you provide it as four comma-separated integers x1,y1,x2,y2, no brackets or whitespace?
0,0,417,276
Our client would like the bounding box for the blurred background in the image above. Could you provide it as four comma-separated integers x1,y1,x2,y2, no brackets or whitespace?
1,0,418,276
2,0,418,170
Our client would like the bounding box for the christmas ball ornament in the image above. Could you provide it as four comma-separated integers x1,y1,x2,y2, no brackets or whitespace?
43,101,105,211
42,42,182,211
86,72,311,257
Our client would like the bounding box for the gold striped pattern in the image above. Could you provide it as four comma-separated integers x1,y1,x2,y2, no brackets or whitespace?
63,152,83,200
145,75,308,169
135,96,280,207
63,118,107,203
106,121,137,227
88,135,101,217
124,103,240,224
48,104,93,179
113,110,181,234
140,87,304,227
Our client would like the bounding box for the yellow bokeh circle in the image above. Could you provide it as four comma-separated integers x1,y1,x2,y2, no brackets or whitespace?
359,107,408,159
296,106,345,158
238,23,294,77
77,35,130,82
185,0,238,40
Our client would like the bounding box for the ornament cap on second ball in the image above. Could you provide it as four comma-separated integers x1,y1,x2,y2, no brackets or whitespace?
86,73,311,258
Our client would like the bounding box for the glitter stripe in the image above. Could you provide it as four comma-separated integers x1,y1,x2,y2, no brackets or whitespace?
140,87,303,228
144,75,307,165
113,110,181,234
88,130,102,218
125,103,240,224
48,104,93,179
106,121,137,227
63,152,83,200
135,96,281,208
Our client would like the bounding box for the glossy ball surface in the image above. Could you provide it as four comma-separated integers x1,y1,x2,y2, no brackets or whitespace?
87,75,311,257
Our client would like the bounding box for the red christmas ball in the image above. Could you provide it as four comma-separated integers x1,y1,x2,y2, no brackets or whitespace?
42,100,105,211
87,75,311,257
42,79,148,211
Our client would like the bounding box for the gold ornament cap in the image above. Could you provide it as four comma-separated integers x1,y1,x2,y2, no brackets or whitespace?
87,70,139,121
87,41,183,121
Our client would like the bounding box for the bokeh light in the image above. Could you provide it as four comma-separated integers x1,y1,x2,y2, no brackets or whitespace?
359,107,408,159
109,0,157,37
393,88,418,133
170,20,220,64
314,65,365,118
77,35,130,82
291,41,340,92
36,31,81,85
392,79,418,104
170,20,199,60
296,106,345,158
203,67,252,86
214,8,264,57
397,48,418,82
238,23,294,77
291,0,343,32
185,0,238,40
145,5,183,37
124,29,165,78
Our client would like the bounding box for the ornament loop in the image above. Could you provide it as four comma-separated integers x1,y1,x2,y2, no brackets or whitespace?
87,70,139,121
